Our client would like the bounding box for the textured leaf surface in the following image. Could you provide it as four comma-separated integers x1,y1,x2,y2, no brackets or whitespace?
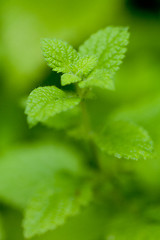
41,39,79,74
61,74,81,86
95,120,153,160
41,39,97,79
79,27,129,74
25,86,80,127
75,56,98,77
79,69,115,90
0,143,83,208
23,176,92,238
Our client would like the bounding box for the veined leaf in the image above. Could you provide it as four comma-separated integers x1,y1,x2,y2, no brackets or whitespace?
79,27,129,74
78,69,115,90
61,74,81,86
0,143,83,208
95,120,153,160
23,176,92,238
75,55,98,77
41,39,79,74
25,86,80,127
41,39,97,80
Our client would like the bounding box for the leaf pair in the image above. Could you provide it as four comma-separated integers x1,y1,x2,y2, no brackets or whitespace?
42,27,129,89
42,38,97,85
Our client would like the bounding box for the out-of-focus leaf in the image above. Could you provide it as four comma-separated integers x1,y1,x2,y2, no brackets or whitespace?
30,203,108,240
95,119,153,160
0,143,83,208
23,175,92,238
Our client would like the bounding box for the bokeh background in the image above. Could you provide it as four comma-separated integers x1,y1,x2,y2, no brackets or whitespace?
0,0,160,239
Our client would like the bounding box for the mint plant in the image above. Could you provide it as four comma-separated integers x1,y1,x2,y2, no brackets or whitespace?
0,27,154,239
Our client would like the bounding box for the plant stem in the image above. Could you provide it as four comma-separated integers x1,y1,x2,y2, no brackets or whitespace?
76,85,100,169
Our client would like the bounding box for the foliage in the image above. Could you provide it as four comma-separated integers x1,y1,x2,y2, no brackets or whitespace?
0,22,160,240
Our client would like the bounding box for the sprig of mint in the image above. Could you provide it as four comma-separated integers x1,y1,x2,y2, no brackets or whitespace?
0,27,154,239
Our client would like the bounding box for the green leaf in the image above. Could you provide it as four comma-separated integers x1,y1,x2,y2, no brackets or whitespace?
0,143,83,208
95,120,153,160
44,106,81,130
23,175,92,238
25,86,80,127
78,69,115,90
41,39,79,74
75,56,98,77
79,27,129,74
111,95,160,142
61,74,81,86
25,204,108,240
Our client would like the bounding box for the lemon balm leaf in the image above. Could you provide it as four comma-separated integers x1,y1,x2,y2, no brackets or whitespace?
79,27,129,74
25,86,80,127
95,120,153,160
75,55,98,77
61,74,81,86
0,143,83,208
23,176,92,238
78,69,115,90
41,39,79,74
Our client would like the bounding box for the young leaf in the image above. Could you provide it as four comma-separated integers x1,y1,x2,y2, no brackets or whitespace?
75,55,98,77
25,86,80,127
0,143,83,208
23,176,92,238
79,27,129,74
78,69,115,90
61,74,81,86
95,120,153,160
41,39,79,74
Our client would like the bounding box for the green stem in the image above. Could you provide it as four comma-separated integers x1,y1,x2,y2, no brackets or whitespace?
76,85,100,169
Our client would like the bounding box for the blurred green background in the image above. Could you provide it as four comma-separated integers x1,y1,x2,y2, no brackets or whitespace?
0,0,160,239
